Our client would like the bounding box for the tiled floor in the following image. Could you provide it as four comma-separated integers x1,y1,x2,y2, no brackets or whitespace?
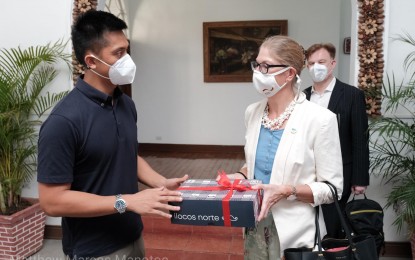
28,238,412,260
142,215,244,259
138,154,246,189
28,215,245,260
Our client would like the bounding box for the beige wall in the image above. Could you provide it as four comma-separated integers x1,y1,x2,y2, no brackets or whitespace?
127,0,343,145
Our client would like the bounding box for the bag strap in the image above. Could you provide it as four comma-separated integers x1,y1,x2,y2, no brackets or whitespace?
314,207,323,254
324,182,360,259
350,193,368,201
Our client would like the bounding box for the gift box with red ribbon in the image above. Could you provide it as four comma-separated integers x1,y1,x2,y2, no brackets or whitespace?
170,172,262,228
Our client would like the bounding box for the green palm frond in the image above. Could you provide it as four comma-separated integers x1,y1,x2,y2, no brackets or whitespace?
386,175,415,233
392,31,415,77
382,74,415,115
33,91,69,117
0,40,71,214
370,33,415,234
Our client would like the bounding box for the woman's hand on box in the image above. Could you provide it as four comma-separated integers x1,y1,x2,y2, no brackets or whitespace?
251,184,292,221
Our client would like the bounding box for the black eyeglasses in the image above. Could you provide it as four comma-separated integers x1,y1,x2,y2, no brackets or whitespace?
250,61,289,74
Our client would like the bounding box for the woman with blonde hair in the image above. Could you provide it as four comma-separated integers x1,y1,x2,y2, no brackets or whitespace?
227,35,343,259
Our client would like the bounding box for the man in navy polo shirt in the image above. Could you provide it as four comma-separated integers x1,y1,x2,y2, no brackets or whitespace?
37,10,188,259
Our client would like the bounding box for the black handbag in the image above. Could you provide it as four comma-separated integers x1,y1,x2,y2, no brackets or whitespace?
284,182,378,260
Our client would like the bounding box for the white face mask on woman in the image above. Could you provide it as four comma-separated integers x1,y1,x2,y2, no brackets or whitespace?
309,63,328,83
88,54,136,85
252,67,290,97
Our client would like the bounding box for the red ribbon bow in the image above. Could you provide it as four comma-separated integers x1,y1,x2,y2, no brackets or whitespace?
216,170,252,192
178,170,253,226
217,170,253,226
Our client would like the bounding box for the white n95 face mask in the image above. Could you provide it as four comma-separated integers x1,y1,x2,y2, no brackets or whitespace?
89,54,136,85
252,67,290,97
309,63,328,83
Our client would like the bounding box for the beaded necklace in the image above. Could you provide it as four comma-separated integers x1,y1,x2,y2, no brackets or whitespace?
261,100,296,130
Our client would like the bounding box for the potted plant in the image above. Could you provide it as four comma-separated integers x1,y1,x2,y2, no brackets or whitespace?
369,32,415,259
0,40,70,258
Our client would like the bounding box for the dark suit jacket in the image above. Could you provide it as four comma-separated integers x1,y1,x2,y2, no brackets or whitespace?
304,79,370,199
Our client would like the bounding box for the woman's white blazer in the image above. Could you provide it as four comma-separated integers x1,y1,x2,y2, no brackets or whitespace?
244,92,343,255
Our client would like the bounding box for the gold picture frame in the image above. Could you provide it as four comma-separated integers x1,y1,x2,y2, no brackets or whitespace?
203,20,288,83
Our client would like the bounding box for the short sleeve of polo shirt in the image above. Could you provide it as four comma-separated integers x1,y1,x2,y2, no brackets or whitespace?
38,114,77,184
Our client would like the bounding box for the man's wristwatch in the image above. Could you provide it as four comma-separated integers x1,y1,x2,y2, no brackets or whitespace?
114,194,127,214
287,185,297,201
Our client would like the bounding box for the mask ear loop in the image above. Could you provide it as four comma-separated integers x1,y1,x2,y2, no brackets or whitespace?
84,55,94,70
84,54,112,80
87,54,112,67
294,74,302,102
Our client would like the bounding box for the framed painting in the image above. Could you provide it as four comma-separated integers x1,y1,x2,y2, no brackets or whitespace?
203,20,288,83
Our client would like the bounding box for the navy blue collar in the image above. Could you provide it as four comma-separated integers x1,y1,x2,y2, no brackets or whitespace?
75,76,123,107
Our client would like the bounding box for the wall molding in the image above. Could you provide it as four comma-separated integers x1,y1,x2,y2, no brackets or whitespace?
138,143,244,155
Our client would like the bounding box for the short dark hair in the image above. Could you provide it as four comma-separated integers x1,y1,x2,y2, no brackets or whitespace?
71,10,127,66
305,43,336,60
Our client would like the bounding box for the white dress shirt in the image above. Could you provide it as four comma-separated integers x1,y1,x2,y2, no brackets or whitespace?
310,77,336,108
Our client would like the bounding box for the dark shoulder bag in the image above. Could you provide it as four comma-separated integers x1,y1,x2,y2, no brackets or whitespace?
284,182,378,260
